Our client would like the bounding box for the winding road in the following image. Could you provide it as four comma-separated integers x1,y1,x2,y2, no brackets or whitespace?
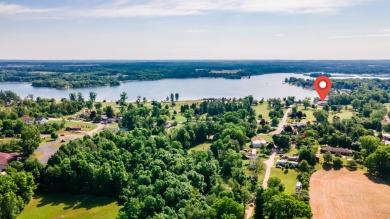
34,123,105,164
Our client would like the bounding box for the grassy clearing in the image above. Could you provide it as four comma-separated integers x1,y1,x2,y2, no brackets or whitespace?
0,137,20,144
188,143,211,154
48,141,68,149
244,158,267,186
252,103,270,121
270,168,299,194
328,107,354,122
256,134,273,143
384,103,390,112
296,106,316,123
18,193,120,219
32,152,44,159
48,121,98,135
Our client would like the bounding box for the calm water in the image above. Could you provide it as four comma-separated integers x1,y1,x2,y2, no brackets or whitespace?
0,73,383,102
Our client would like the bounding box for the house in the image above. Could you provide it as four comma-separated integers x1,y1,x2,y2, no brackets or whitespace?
293,123,306,129
0,152,19,171
251,138,267,148
276,160,299,168
317,101,327,106
251,149,257,157
66,126,83,131
21,116,33,125
383,134,390,141
35,117,48,125
340,89,353,95
320,146,353,156
165,122,173,129
296,182,302,193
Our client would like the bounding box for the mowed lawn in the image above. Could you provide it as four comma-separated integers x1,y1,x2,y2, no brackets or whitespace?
18,193,120,219
188,143,211,154
252,103,270,121
270,168,299,194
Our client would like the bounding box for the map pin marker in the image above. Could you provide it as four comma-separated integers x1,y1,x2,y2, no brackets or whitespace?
314,76,332,101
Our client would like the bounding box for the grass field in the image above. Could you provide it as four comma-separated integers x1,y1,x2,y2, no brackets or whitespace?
310,169,390,219
18,193,120,219
252,103,270,121
0,137,20,144
32,151,44,159
188,143,211,154
270,168,299,194
48,121,98,134
328,107,354,122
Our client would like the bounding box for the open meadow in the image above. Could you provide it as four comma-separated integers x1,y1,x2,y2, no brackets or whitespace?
18,193,120,219
310,169,390,219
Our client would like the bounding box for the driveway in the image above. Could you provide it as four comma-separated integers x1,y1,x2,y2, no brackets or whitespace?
262,107,290,188
34,123,106,164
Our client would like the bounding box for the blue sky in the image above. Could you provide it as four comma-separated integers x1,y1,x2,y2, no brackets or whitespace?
0,0,389,59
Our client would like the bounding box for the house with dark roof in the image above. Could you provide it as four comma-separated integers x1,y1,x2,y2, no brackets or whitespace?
320,146,353,156
66,126,83,131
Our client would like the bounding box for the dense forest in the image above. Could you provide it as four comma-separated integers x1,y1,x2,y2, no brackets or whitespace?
1,60,390,88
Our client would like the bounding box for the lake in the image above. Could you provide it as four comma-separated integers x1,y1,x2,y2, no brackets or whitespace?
0,73,384,101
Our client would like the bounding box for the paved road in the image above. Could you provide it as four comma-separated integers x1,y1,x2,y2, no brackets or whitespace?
35,123,105,164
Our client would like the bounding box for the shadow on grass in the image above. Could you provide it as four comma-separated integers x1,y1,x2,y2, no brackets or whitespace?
363,173,390,186
321,164,332,171
35,193,117,210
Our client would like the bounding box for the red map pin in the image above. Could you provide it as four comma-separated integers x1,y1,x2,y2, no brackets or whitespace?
314,76,332,101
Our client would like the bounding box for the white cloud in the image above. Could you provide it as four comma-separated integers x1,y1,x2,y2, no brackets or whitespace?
0,2,54,15
0,0,371,18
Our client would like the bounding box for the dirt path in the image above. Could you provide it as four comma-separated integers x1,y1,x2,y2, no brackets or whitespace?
262,107,290,188
35,123,106,164
245,204,254,219
262,152,276,189
269,107,291,135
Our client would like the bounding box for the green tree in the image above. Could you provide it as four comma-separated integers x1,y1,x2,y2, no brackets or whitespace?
184,109,195,122
272,135,290,150
89,91,97,102
302,99,310,109
106,106,115,118
50,131,58,140
212,196,244,219
333,157,343,169
323,151,333,164
175,93,179,102
313,110,329,123
359,136,381,157
366,146,390,178
254,186,265,219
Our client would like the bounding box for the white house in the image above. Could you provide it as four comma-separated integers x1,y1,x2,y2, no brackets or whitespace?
251,138,267,148
35,117,48,125
251,149,257,157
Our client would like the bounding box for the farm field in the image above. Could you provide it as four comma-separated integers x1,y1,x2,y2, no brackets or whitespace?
310,169,390,219
18,193,120,219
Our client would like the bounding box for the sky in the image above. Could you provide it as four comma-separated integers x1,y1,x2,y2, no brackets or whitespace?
0,0,389,60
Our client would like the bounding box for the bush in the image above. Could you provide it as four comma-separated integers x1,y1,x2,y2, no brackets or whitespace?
333,157,343,169
347,159,357,168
